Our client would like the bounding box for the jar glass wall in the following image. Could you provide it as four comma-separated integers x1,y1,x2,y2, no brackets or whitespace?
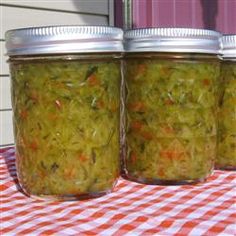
123,53,220,184
9,54,121,199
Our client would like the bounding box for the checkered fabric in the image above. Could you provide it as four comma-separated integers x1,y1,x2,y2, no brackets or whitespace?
1,147,236,236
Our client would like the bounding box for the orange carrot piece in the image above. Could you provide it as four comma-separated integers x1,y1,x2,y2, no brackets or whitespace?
29,140,38,151
20,110,28,120
130,121,143,131
30,90,39,102
64,167,76,179
203,79,211,86
130,151,137,163
158,168,165,177
87,74,100,86
78,154,88,162
160,150,184,160
140,130,154,140
138,64,147,74
128,102,146,112
164,99,174,105
97,100,105,109
162,125,175,134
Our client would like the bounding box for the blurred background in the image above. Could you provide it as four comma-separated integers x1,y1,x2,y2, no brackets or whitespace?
116,0,236,33
0,0,236,147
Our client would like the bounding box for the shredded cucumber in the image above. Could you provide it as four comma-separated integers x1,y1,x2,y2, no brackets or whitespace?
217,62,236,169
124,55,220,182
11,57,120,196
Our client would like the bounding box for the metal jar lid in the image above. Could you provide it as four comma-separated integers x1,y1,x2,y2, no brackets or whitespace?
5,25,124,56
124,28,221,54
221,35,236,58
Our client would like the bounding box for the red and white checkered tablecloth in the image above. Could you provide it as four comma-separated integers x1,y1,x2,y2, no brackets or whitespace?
1,147,236,236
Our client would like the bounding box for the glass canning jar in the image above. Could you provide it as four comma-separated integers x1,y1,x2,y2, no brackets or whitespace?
123,28,221,185
5,26,123,200
216,35,236,170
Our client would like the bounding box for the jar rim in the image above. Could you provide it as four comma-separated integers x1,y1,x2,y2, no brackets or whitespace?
5,25,124,56
124,28,221,54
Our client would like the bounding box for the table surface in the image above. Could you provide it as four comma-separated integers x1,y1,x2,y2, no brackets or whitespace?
1,147,236,236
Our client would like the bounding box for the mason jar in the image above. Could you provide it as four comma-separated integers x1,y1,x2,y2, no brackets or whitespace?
5,26,123,200
123,28,221,185
216,35,236,170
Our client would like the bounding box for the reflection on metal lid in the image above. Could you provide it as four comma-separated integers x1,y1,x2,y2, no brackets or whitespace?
221,35,236,58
